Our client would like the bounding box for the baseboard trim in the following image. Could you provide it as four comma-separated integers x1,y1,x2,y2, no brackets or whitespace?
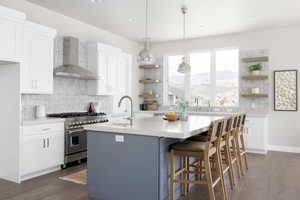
247,148,268,155
21,165,61,182
268,145,300,153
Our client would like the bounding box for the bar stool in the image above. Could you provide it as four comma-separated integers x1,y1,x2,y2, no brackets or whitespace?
234,113,248,175
189,117,235,191
169,119,227,200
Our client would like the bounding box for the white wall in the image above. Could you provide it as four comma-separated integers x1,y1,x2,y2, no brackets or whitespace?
151,26,300,149
0,0,140,111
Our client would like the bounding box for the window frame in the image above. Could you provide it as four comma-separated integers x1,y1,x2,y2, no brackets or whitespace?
163,48,239,107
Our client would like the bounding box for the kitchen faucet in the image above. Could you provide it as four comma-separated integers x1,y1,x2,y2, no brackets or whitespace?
118,95,134,126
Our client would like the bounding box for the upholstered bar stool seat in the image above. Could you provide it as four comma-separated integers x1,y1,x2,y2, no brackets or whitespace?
187,135,210,142
171,141,207,152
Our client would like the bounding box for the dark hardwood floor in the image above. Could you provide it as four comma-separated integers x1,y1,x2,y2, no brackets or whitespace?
0,151,300,200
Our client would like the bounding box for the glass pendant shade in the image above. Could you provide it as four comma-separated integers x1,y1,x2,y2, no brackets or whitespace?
138,38,154,64
178,56,190,73
178,5,191,73
138,0,154,64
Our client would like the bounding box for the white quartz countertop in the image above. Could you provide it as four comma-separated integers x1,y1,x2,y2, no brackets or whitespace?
84,115,224,139
22,118,65,126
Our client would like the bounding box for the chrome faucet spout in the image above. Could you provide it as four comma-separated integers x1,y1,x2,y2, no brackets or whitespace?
118,96,134,125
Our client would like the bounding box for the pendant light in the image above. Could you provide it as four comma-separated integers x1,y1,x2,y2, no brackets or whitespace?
178,5,191,73
138,0,154,64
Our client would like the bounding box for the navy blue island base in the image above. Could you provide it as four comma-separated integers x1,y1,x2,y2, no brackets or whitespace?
87,131,183,200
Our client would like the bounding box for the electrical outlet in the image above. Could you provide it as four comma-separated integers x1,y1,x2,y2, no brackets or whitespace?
115,135,124,143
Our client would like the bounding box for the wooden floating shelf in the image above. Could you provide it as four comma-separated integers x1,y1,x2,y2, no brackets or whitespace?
139,94,160,98
139,64,160,69
242,56,269,63
139,79,161,84
241,75,268,80
241,94,268,98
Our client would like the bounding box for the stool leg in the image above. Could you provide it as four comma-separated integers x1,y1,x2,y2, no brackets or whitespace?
182,156,187,196
225,139,235,189
216,149,228,200
204,154,216,200
235,135,244,176
231,138,242,178
199,160,203,180
186,156,190,194
169,150,176,200
240,134,249,170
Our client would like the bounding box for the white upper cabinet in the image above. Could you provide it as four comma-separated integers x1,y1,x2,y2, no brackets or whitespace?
21,21,57,94
87,43,122,96
87,43,132,113
112,52,132,113
0,5,25,62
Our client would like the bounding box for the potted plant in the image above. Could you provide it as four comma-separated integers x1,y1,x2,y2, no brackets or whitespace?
248,63,262,75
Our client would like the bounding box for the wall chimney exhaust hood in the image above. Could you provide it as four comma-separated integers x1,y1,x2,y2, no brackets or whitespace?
54,36,99,80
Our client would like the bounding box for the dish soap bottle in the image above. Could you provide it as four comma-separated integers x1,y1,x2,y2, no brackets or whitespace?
179,101,189,121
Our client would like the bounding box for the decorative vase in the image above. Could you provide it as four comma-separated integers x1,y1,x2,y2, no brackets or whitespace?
251,70,261,75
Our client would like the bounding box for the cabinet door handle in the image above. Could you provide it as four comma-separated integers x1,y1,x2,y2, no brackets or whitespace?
42,128,50,131
43,139,46,148
47,138,49,148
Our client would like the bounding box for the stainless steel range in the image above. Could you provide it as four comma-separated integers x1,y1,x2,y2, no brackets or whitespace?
47,112,108,168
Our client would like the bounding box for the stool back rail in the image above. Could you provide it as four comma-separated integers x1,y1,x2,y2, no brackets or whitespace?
218,117,236,190
236,113,249,174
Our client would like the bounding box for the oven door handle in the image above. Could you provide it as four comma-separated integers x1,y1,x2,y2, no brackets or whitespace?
67,129,84,135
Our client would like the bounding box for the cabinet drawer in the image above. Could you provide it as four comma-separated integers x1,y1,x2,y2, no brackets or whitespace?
22,123,64,136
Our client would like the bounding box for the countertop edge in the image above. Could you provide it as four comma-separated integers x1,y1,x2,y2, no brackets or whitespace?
22,118,65,126
84,125,209,139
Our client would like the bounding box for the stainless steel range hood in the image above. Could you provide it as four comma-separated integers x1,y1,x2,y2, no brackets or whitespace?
54,36,98,80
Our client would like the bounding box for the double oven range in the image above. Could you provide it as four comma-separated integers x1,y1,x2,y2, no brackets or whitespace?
47,112,108,168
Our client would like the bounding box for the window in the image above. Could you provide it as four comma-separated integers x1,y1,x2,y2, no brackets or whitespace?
215,49,239,106
166,55,185,103
190,52,211,106
164,49,239,107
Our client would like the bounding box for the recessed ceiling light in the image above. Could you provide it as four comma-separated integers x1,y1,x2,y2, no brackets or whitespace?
128,18,136,23
90,0,104,3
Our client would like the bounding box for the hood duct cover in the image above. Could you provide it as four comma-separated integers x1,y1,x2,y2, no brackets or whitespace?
54,36,98,80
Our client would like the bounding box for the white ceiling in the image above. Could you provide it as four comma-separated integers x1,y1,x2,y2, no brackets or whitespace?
27,0,300,42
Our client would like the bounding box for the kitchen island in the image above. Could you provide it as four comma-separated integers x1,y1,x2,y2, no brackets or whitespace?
84,115,223,200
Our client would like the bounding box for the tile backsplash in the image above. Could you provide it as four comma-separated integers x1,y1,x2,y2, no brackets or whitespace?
22,36,112,120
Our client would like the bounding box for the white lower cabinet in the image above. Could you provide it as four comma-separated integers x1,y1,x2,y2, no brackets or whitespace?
21,123,64,181
244,116,268,154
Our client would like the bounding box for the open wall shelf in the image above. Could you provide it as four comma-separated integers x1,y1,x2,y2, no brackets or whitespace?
241,56,269,63
139,94,160,98
241,75,268,80
139,64,160,69
241,94,268,98
139,79,160,84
